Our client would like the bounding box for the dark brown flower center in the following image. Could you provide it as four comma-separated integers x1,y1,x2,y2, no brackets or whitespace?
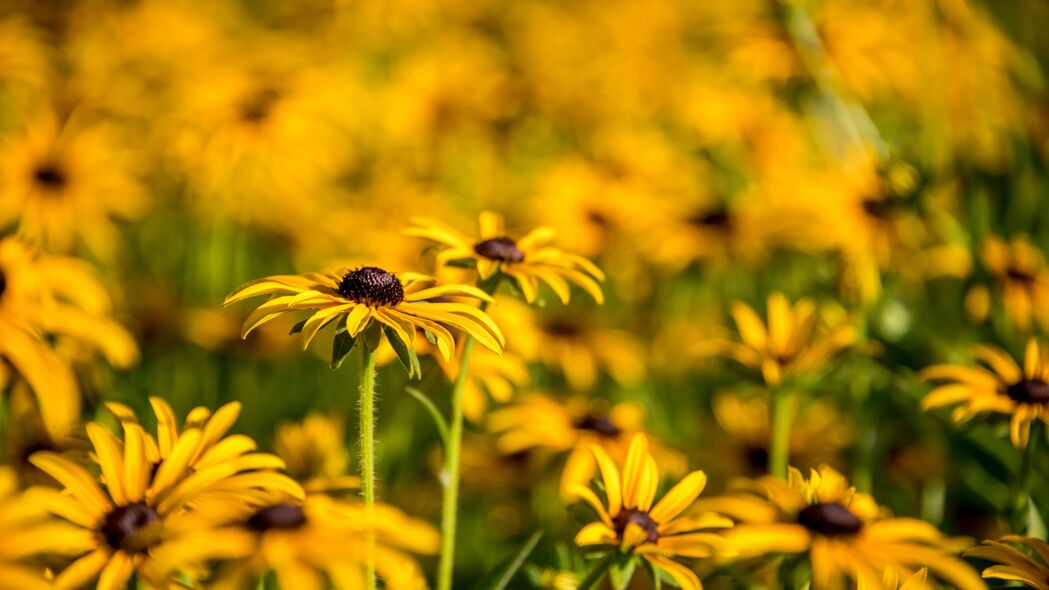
0,269,6,299
612,508,659,544
797,502,863,537
240,87,281,124
688,209,732,229
337,267,404,307
1006,379,1049,405
247,503,308,532
544,320,582,338
574,414,621,437
103,502,160,552
1006,267,1037,284
744,445,769,474
33,163,67,191
474,237,524,263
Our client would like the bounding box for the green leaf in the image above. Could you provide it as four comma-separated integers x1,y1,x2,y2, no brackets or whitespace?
608,554,637,590
405,387,449,446
470,530,543,590
423,330,438,345
330,330,358,370
383,325,421,378
363,321,382,352
288,319,308,335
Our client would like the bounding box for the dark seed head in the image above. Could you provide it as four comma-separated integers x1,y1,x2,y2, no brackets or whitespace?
473,237,524,263
102,502,160,552
1006,379,1049,405
574,414,621,437
743,445,769,475
337,267,404,307
32,163,67,191
797,502,863,537
240,87,281,124
612,508,659,544
0,269,6,299
689,209,732,229
1006,268,1037,284
246,503,308,532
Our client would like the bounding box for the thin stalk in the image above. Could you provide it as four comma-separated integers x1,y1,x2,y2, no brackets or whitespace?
769,388,792,479
436,335,478,590
576,553,617,590
359,345,377,590
1010,423,1040,534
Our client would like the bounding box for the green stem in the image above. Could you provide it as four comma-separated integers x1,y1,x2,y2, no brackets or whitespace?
359,345,377,590
1010,423,1040,534
436,335,478,590
769,388,792,479
576,553,617,590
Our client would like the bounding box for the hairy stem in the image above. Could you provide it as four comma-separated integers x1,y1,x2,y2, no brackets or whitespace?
359,345,377,590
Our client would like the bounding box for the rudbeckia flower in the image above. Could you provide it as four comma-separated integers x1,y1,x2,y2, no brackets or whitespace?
0,237,137,439
698,292,855,386
978,235,1049,332
571,434,734,590
154,491,439,590
274,413,360,495
405,211,604,304
26,404,302,590
701,465,984,590
489,394,685,499
225,266,504,374
966,535,1049,588
921,338,1049,448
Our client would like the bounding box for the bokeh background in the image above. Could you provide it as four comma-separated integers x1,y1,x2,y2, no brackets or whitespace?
2,0,1049,586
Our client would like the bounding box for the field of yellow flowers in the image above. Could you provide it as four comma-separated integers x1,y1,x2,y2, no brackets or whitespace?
2,0,1049,588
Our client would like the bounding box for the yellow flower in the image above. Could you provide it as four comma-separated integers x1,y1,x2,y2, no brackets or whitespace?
274,413,360,495
921,338,1049,449
699,292,855,386
405,211,605,304
0,110,147,258
709,391,853,478
0,466,91,590
432,341,529,423
572,434,734,590
225,266,504,374
0,237,138,439
26,402,302,590
703,465,984,590
490,296,644,391
155,491,439,590
489,394,685,499
979,235,1049,332
966,536,1049,589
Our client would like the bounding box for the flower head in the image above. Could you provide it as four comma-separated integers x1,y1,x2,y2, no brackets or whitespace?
702,466,984,590
273,413,360,495
572,434,733,590
979,235,1049,332
406,211,605,304
966,536,1049,588
921,338,1049,448
225,266,504,375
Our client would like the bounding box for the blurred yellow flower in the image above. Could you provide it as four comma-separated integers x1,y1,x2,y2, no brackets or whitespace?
572,434,733,590
704,465,984,590
966,535,1049,589
274,413,360,495
406,211,604,304
979,235,1049,332
921,338,1049,448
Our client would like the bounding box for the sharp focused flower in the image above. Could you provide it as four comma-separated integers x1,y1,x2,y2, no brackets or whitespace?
701,465,984,590
225,266,504,373
489,394,685,499
0,237,138,439
698,292,855,386
405,211,605,304
26,402,303,589
571,434,733,590
154,491,439,590
979,235,1049,332
274,413,360,495
966,535,1049,588
921,338,1049,448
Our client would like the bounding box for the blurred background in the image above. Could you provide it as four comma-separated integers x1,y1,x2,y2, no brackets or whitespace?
1,0,1049,585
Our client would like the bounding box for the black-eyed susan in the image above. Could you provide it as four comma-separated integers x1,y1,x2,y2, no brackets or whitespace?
405,211,605,304
920,338,1049,449
698,292,856,387
489,394,686,500
966,535,1049,588
274,413,360,495
26,406,303,590
0,466,92,590
571,434,733,590
0,237,137,440
225,266,504,371
709,391,853,478
151,491,439,590
434,340,529,423
0,110,147,258
701,465,984,590
978,235,1049,332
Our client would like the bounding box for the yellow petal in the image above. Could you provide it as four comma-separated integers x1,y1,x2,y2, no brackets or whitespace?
650,471,708,524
